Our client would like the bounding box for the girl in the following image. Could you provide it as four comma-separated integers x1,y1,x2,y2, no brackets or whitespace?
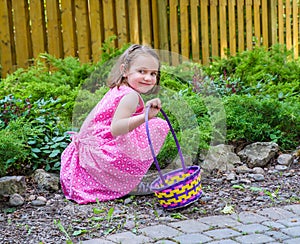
60,44,169,204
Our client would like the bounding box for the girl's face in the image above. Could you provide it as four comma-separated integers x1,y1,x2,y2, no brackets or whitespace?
124,54,159,94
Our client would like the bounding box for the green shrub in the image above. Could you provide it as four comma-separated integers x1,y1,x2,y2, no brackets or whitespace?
0,119,33,177
224,95,300,150
203,44,300,97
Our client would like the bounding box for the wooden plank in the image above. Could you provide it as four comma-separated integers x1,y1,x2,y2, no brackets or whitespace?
210,0,219,58
292,0,298,59
75,0,91,63
253,0,261,46
128,0,139,44
169,0,179,65
200,0,209,64
89,0,103,62
278,0,284,44
246,0,253,50
269,0,277,46
12,0,31,68
261,0,268,47
180,0,189,59
157,0,170,63
0,0,14,76
228,0,236,55
237,0,245,52
115,0,127,48
29,0,46,59
61,0,76,57
285,0,292,50
219,0,227,58
151,0,159,49
141,0,152,45
190,0,200,62
45,0,62,58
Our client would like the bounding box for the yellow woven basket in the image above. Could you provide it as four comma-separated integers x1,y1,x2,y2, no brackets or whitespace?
145,107,202,210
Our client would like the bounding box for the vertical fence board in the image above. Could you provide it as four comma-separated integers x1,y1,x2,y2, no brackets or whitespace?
141,0,152,45
75,0,91,63
61,0,76,57
285,0,292,50
45,0,62,58
292,0,298,58
115,0,127,48
237,0,245,52
261,0,268,46
278,0,284,44
253,0,261,46
210,0,219,58
0,0,13,76
103,0,116,42
228,0,236,55
169,0,179,64
201,0,209,64
151,0,159,49
128,0,139,44
89,0,103,62
180,0,189,59
157,0,169,52
190,0,200,62
219,0,227,58
12,0,31,67
269,0,277,46
246,0,253,50
29,0,46,58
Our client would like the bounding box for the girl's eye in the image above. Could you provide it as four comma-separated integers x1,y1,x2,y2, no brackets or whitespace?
151,72,157,77
139,70,145,74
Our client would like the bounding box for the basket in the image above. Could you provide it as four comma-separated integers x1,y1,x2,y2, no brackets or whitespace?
145,106,202,210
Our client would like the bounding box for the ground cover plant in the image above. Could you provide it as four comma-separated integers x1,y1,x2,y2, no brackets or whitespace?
0,42,299,177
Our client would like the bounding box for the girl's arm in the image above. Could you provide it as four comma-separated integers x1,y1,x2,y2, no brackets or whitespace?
111,92,161,137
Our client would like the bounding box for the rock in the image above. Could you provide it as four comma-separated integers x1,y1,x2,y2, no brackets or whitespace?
201,144,241,173
9,193,24,206
0,176,26,196
31,199,47,206
236,165,252,174
249,174,265,182
277,154,293,166
237,142,279,168
252,167,265,174
33,169,60,191
275,165,288,171
226,172,236,181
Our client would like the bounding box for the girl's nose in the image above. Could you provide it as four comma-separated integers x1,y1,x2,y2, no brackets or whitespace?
144,73,152,81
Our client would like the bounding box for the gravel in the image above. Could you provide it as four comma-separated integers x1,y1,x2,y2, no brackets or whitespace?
0,161,299,244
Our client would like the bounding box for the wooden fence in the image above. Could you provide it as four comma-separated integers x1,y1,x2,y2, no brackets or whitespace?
0,0,299,78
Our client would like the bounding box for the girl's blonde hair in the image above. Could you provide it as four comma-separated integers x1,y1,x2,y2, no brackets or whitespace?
107,44,161,94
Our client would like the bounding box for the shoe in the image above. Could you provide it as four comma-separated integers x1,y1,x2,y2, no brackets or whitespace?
129,181,153,196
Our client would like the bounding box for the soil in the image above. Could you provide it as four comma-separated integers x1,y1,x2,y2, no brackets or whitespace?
0,160,300,244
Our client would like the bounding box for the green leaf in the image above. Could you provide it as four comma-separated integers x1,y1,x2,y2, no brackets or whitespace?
93,208,105,214
72,229,88,236
107,207,114,222
221,204,235,214
31,148,41,153
232,184,245,190
49,149,60,158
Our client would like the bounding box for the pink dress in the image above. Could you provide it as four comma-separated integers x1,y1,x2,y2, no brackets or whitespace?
60,86,169,204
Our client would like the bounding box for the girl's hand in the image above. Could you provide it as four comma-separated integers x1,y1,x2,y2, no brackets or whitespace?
145,98,162,119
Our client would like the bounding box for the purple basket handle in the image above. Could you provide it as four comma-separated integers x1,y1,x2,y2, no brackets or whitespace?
145,105,187,186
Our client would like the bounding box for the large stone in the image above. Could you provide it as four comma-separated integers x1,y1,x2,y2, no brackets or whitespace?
237,142,279,168
33,169,60,191
0,176,26,196
201,144,241,173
